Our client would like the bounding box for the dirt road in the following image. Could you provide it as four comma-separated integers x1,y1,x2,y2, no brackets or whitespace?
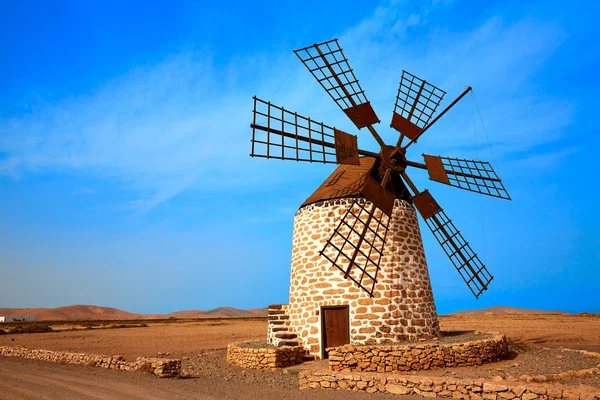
0,357,217,400
0,356,409,400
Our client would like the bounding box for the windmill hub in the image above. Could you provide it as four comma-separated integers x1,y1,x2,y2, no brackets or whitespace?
380,145,408,173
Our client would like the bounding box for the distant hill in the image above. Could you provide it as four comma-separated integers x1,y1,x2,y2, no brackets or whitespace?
0,305,268,321
450,306,566,316
168,307,268,319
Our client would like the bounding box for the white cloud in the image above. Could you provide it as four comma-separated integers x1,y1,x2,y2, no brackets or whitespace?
512,147,578,171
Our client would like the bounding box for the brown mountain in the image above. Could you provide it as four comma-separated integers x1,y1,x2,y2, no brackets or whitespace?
167,307,267,319
451,306,566,316
0,305,268,321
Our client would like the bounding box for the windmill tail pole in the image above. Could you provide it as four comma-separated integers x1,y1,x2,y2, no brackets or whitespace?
404,86,472,149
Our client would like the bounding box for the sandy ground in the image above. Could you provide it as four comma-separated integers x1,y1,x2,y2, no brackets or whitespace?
0,314,599,399
0,319,266,359
440,314,600,352
2,315,598,358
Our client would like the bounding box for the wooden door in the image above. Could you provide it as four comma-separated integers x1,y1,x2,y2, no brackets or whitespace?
321,306,350,358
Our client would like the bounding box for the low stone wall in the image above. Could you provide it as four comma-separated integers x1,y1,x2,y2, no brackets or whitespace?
0,346,181,378
130,357,182,378
328,332,507,372
227,342,305,370
299,371,600,399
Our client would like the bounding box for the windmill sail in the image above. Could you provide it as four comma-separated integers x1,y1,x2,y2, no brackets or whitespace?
294,39,379,129
423,155,511,200
320,196,391,297
411,190,493,298
391,70,446,140
251,97,360,165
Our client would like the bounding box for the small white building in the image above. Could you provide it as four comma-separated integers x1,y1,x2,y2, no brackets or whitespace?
0,316,36,323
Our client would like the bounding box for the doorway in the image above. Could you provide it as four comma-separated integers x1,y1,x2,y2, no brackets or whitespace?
321,305,350,359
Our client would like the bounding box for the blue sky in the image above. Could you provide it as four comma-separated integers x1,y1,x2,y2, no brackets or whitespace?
1,0,598,314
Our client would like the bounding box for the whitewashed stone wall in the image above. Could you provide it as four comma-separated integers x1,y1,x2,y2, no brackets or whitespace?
288,198,439,358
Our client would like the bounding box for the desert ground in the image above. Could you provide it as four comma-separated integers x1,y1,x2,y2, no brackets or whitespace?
0,313,599,399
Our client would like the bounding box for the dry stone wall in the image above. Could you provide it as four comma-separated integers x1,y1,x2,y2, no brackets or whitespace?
299,371,600,399
289,198,439,357
0,346,181,378
226,342,305,370
130,357,182,378
328,333,508,372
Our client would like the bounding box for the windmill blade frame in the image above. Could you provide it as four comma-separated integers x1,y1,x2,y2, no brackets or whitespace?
422,155,511,200
251,96,374,165
411,189,493,298
320,195,391,297
294,39,380,131
391,70,446,141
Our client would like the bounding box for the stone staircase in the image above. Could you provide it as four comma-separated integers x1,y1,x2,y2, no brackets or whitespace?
267,304,316,362
267,304,300,347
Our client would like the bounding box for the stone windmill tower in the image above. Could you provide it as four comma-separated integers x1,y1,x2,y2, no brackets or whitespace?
250,39,510,358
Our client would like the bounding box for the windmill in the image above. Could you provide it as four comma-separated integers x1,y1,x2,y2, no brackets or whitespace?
252,39,510,357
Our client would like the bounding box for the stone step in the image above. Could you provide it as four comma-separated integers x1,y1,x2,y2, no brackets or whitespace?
277,340,300,347
268,309,286,315
274,332,297,340
271,327,289,332
302,354,316,362
268,304,285,310
268,316,289,322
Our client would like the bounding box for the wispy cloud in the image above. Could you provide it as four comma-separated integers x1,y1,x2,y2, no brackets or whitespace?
512,147,578,171
338,11,571,159
0,2,572,210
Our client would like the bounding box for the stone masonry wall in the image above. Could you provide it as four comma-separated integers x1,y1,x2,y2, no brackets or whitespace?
0,346,181,378
227,342,305,370
299,371,600,399
288,198,439,357
328,333,507,372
